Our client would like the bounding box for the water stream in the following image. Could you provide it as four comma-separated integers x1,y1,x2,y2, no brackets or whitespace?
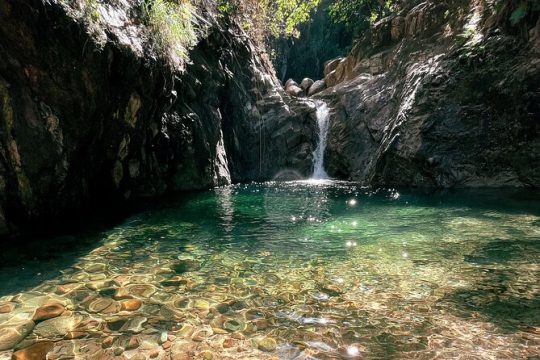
0,183,538,359
312,101,330,179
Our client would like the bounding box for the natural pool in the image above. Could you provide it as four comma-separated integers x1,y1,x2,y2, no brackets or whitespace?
0,181,539,359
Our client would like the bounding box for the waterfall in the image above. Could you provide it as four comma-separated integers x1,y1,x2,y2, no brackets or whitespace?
312,101,330,179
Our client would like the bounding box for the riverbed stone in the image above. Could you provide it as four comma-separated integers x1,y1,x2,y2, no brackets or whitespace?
256,337,277,352
193,299,210,311
127,285,156,298
0,321,34,351
121,299,142,311
32,302,65,322
12,341,54,360
33,316,81,338
0,304,15,314
120,316,147,333
87,298,114,313
113,288,131,300
223,319,245,332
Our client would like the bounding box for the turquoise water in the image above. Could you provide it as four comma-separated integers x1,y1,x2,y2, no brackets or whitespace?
0,181,539,359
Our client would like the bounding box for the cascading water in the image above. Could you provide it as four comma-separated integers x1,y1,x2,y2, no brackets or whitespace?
312,101,330,179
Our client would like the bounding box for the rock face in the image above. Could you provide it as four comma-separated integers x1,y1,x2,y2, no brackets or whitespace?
0,0,317,238
317,0,540,188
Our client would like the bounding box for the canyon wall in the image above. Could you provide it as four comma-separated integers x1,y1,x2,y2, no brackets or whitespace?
0,0,316,238
316,0,539,188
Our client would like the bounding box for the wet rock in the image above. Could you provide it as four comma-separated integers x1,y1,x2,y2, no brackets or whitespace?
121,299,142,311
113,347,124,356
300,78,314,92
256,337,277,352
159,331,168,344
193,299,210,311
177,324,194,338
119,316,147,333
12,341,54,360
191,327,213,341
84,263,107,273
308,80,326,96
253,319,268,330
172,260,200,274
127,285,156,298
222,338,235,348
0,303,15,314
113,288,132,300
102,336,114,348
32,302,65,322
33,316,81,338
284,79,298,88
285,84,305,97
64,331,86,340
149,349,160,358
86,281,114,291
223,319,245,332
0,321,34,351
199,350,213,359
87,298,114,313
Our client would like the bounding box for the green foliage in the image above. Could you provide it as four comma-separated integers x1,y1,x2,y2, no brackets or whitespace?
328,0,396,33
218,0,320,46
272,0,321,37
143,0,199,63
509,3,527,25
83,0,101,23
492,0,540,26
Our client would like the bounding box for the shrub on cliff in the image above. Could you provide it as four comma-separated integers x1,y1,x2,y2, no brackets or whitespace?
143,0,200,67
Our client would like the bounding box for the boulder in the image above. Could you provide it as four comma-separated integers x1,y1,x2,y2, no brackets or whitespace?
308,80,326,96
284,79,298,88
285,84,305,97
300,78,314,92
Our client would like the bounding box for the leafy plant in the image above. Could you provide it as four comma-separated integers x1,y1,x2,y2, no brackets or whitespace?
143,0,199,64
328,0,396,33
218,0,320,47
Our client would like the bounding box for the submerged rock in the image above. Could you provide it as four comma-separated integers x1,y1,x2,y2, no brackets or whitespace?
256,337,277,352
33,316,81,338
0,321,34,351
120,299,142,311
32,303,65,322
12,341,54,360
119,316,147,333
0,304,15,314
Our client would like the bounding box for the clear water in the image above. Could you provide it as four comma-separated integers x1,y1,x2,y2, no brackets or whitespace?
312,102,330,179
0,182,539,359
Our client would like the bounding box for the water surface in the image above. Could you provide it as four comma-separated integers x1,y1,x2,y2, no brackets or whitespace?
0,182,539,359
